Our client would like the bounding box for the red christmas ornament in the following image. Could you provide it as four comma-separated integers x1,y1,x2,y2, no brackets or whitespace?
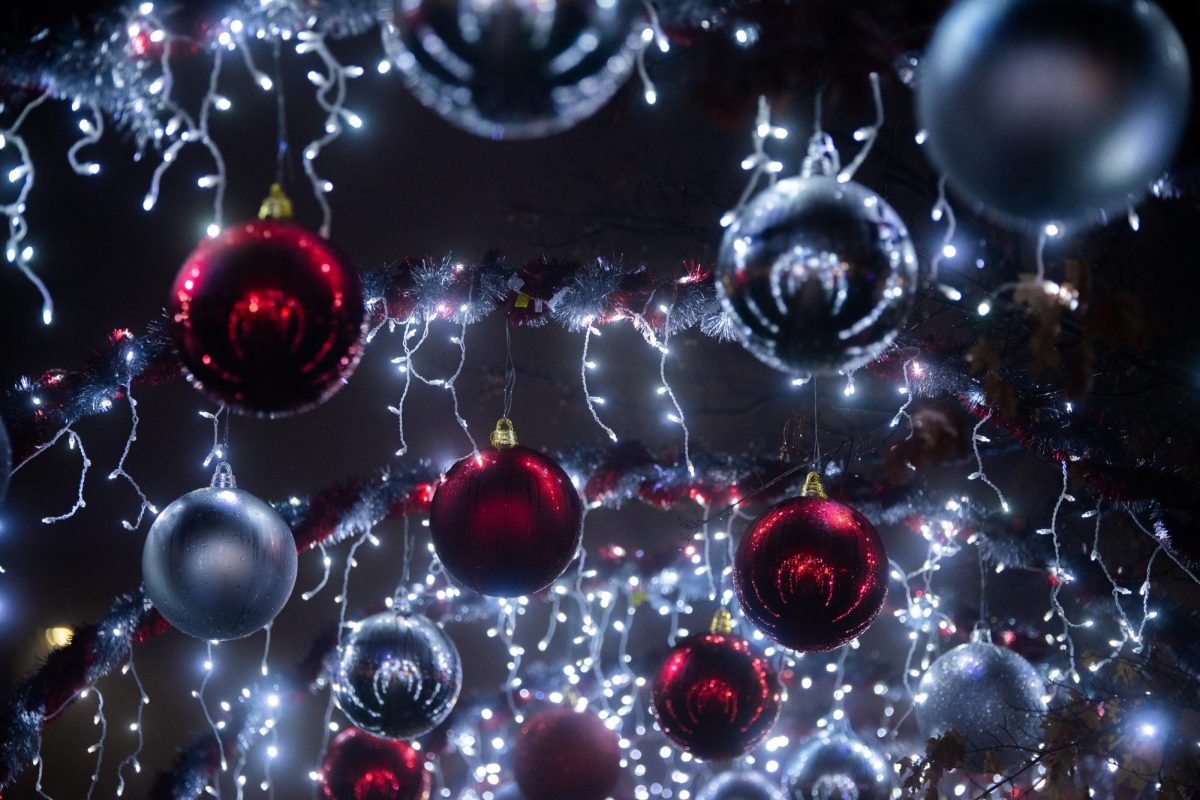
733,472,888,652
321,728,431,800
430,418,583,597
513,707,621,800
168,187,365,416
650,610,782,760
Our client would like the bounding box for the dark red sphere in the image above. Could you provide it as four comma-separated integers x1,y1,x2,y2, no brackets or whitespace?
430,445,583,597
734,496,888,652
650,630,782,760
513,708,621,800
169,219,365,416
321,728,431,800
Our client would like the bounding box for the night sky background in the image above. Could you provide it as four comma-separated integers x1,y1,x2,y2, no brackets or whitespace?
2,1,1200,797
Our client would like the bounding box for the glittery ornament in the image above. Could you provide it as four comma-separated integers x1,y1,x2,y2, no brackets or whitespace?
915,633,1048,771
917,0,1190,226
142,465,297,641
698,771,784,800
716,132,917,377
786,730,892,800
169,187,365,416
733,472,888,652
320,728,431,800
380,0,645,140
513,707,622,800
333,608,462,740
651,610,783,760
430,418,583,597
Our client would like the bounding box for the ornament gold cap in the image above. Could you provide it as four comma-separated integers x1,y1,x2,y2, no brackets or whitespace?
491,417,517,448
258,183,293,220
801,470,828,499
710,609,734,635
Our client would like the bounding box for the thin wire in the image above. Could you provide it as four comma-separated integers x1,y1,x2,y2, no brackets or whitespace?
812,377,821,469
503,322,516,418
977,547,989,629
272,39,288,186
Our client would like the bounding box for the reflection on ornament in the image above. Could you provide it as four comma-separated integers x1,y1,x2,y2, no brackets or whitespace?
917,0,1191,226
733,473,887,652
786,730,892,800
698,770,784,800
333,608,462,740
716,132,916,376
380,0,645,140
915,634,1048,771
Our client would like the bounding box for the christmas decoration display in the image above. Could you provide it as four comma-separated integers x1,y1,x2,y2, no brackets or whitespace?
917,0,1191,226
332,607,462,740
320,727,432,800
430,418,584,597
380,0,645,140
513,707,622,800
141,466,298,641
698,770,784,800
651,610,783,760
733,472,888,652
785,730,892,800
168,190,365,416
0,417,10,503
716,131,918,376
915,633,1049,771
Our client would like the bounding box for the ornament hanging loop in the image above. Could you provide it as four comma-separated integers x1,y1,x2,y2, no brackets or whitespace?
491,417,517,448
258,183,294,220
710,608,734,634
800,470,827,499
210,461,237,489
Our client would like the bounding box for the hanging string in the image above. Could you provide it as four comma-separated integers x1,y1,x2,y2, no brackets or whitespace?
272,39,289,187
977,547,990,631
503,322,516,418
812,377,821,471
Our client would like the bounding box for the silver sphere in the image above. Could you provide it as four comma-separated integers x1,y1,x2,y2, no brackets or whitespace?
917,0,1191,226
717,175,918,376
915,640,1048,771
786,731,892,800
698,771,784,800
142,486,297,641
381,0,645,140
333,609,463,740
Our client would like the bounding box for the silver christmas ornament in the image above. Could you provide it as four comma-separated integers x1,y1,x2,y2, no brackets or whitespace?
917,0,1191,227
698,771,784,800
915,635,1048,771
716,133,918,377
142,467,297,641
786,731,892,800
380,0,645,140
333,608,463,740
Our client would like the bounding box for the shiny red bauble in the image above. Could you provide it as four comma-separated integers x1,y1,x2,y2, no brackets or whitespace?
169,219,365,417
321,728,431,800
650,626,782,760
733,494,888,652
513,708,621,800
430,441,583,597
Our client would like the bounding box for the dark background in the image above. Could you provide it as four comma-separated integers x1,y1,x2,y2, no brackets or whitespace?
2,1,1200,797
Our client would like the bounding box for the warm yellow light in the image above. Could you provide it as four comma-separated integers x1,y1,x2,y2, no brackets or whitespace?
44,626,73,648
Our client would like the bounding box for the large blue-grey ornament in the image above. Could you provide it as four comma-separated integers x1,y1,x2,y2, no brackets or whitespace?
699,771,784,800
380,0,645,140
333,608,462,740
716,135,918,377
917,0,1191,226
142,468,297,641
786,730,892,800
915,635,1048,771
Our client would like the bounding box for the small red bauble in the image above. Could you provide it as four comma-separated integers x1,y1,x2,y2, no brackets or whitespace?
733,473,888,652
430,419,583,597
513,707,621,800
651,611,782,760
321,728,431,800
169,216,365,416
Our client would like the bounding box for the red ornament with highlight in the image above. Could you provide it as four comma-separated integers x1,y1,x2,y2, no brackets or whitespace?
430,419,583,597
321,728,431,800
650,612,782,760
733,473,888,652
169,218,365,417
513,707,621,800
